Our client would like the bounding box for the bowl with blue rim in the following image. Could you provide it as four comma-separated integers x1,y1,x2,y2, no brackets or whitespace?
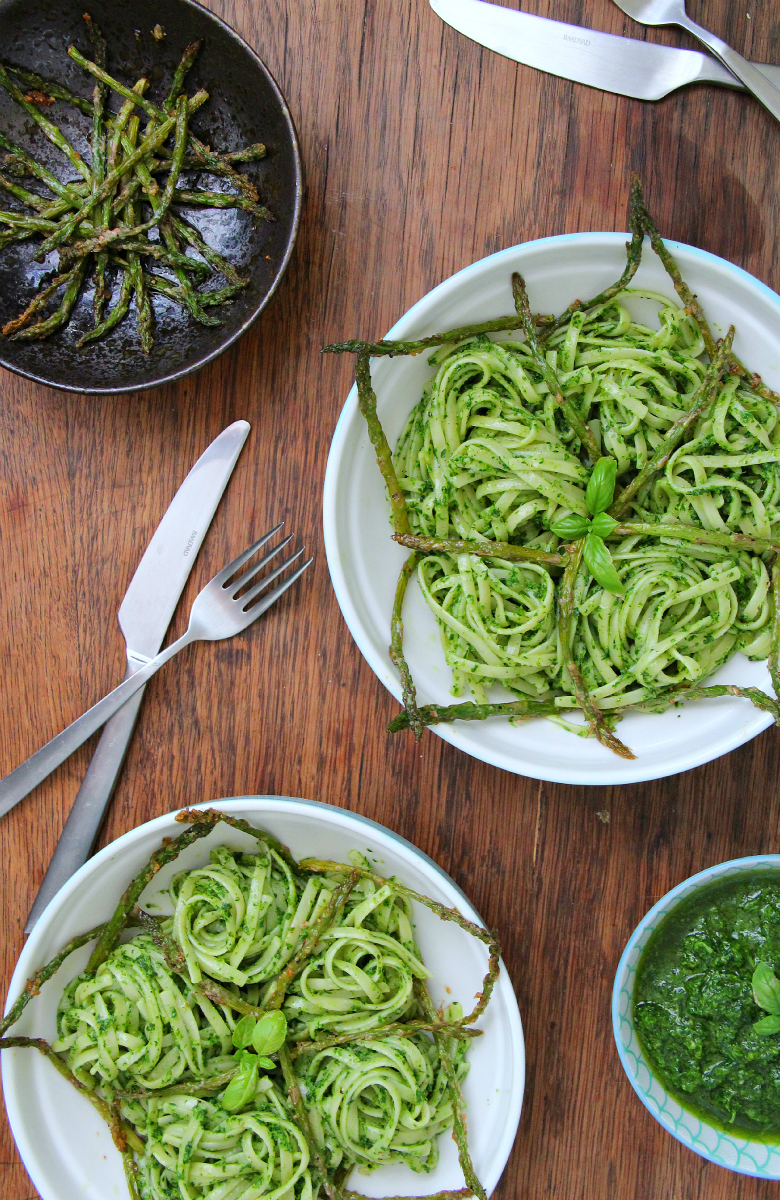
613,854,780,1178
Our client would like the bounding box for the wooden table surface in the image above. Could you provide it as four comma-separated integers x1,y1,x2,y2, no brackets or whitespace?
2,0,780,1195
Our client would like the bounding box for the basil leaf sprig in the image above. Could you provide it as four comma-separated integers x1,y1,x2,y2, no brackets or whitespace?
251,1011,288,1056
231,1010,288,1055
222,1050,261,1112
223,1011,289,1111
752,961,780,1035
551,457,623,594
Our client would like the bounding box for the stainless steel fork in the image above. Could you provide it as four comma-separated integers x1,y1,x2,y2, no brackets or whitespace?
0,524,312,819
611,0,780,123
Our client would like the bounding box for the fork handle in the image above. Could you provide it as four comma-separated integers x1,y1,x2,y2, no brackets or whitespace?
24,675,146,934
679,15,780,123
0,631,194,821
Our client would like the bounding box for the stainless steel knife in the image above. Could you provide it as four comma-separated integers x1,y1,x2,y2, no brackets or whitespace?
430,0,780,100
24,419,250,933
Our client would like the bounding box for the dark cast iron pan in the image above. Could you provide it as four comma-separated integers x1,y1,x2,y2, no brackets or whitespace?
0,0,302,393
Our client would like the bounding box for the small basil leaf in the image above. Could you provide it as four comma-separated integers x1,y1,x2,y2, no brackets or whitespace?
251,1010,288,1056
753,961,780,1015
753,1014,780,1036
222,1061,258,1112
550,513,591,540
585,457,617,515
232,1015,257,1049
583,533,623,594
590,511,619,538
255,1056,276,1070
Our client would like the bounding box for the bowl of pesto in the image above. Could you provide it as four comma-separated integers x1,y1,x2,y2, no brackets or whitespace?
613,856,780,1177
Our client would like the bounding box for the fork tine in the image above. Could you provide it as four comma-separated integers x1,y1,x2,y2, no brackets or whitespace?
227,534,294,596
239,548,305,609
242,556,314,619
213,523,284,588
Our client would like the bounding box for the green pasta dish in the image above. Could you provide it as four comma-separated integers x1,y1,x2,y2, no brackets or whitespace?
1,808,498,1200
324,177,780,759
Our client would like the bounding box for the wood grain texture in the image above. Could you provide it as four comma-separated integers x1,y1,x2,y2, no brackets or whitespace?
2,0,780,1195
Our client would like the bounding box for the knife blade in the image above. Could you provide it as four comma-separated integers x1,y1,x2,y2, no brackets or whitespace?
430,0,780,100
24,419,250,932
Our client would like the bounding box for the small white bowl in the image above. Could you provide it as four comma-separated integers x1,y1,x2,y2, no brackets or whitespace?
613,855,780,1177
322,233,780,784
2,797,524,1200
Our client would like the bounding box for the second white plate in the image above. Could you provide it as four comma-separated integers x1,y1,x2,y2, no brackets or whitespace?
3,797,524,1199
323,233,780,784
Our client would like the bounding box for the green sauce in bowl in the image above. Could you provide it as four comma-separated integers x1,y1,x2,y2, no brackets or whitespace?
634,871,780,1140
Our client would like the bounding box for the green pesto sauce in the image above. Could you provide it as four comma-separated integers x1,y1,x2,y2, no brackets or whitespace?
634,871,780,1140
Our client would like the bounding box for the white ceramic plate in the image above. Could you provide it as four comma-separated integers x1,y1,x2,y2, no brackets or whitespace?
2,797,524,1200
323,233,780,784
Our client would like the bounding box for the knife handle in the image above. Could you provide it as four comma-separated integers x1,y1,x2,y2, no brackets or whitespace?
24,678,145,934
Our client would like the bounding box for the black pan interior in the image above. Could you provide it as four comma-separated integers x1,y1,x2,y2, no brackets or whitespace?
0,0,301,392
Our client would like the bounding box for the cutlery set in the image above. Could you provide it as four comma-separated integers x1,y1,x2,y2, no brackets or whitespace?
431,0,780,110
23,420,250,929
0,520,311,829
612,0,780,117
1,421,312,932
